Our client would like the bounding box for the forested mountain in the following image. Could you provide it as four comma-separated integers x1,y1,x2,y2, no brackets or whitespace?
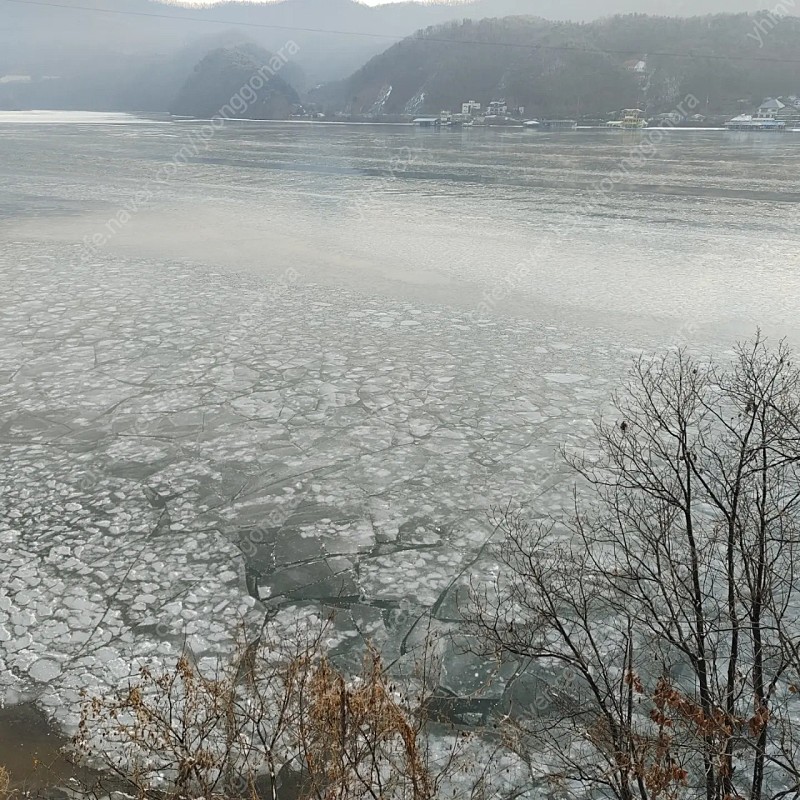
323,14,800,119
171,44,301,119
2,0,799,116
0,0,793,113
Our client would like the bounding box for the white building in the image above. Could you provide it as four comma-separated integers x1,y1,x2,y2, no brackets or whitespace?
461,100,481,115
756,98,786,119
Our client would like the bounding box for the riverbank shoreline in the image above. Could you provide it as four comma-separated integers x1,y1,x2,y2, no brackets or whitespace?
0,703,100,793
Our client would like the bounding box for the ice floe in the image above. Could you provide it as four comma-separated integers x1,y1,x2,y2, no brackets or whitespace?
1,241,642,736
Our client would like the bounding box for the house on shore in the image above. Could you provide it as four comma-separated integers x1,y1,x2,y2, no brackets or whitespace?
752,97,800,127
461,100,481,116
486,99,508,116
756,98,786,120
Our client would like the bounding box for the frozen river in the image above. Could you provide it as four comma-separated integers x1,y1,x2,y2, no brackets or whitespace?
1,113,800,730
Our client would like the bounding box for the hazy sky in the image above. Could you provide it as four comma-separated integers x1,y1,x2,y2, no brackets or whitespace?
176,0,433,5
167,0,780,12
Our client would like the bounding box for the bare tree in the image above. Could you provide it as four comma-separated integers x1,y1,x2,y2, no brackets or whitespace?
468,334,800,800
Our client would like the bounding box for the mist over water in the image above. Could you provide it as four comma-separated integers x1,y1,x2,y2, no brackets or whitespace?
4,116,799,338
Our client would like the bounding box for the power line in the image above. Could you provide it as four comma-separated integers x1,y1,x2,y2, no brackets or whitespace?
5,0,404,41
6,0,800,65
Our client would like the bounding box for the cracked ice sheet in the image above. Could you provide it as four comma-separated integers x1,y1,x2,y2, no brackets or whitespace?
1,242,641,730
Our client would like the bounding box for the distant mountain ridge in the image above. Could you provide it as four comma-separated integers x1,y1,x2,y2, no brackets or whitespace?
1,0,794,84
0,0,798,113
321,13,800,119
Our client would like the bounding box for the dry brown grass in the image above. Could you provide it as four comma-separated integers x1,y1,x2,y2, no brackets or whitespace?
0,765,11,800
73,620,496,800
